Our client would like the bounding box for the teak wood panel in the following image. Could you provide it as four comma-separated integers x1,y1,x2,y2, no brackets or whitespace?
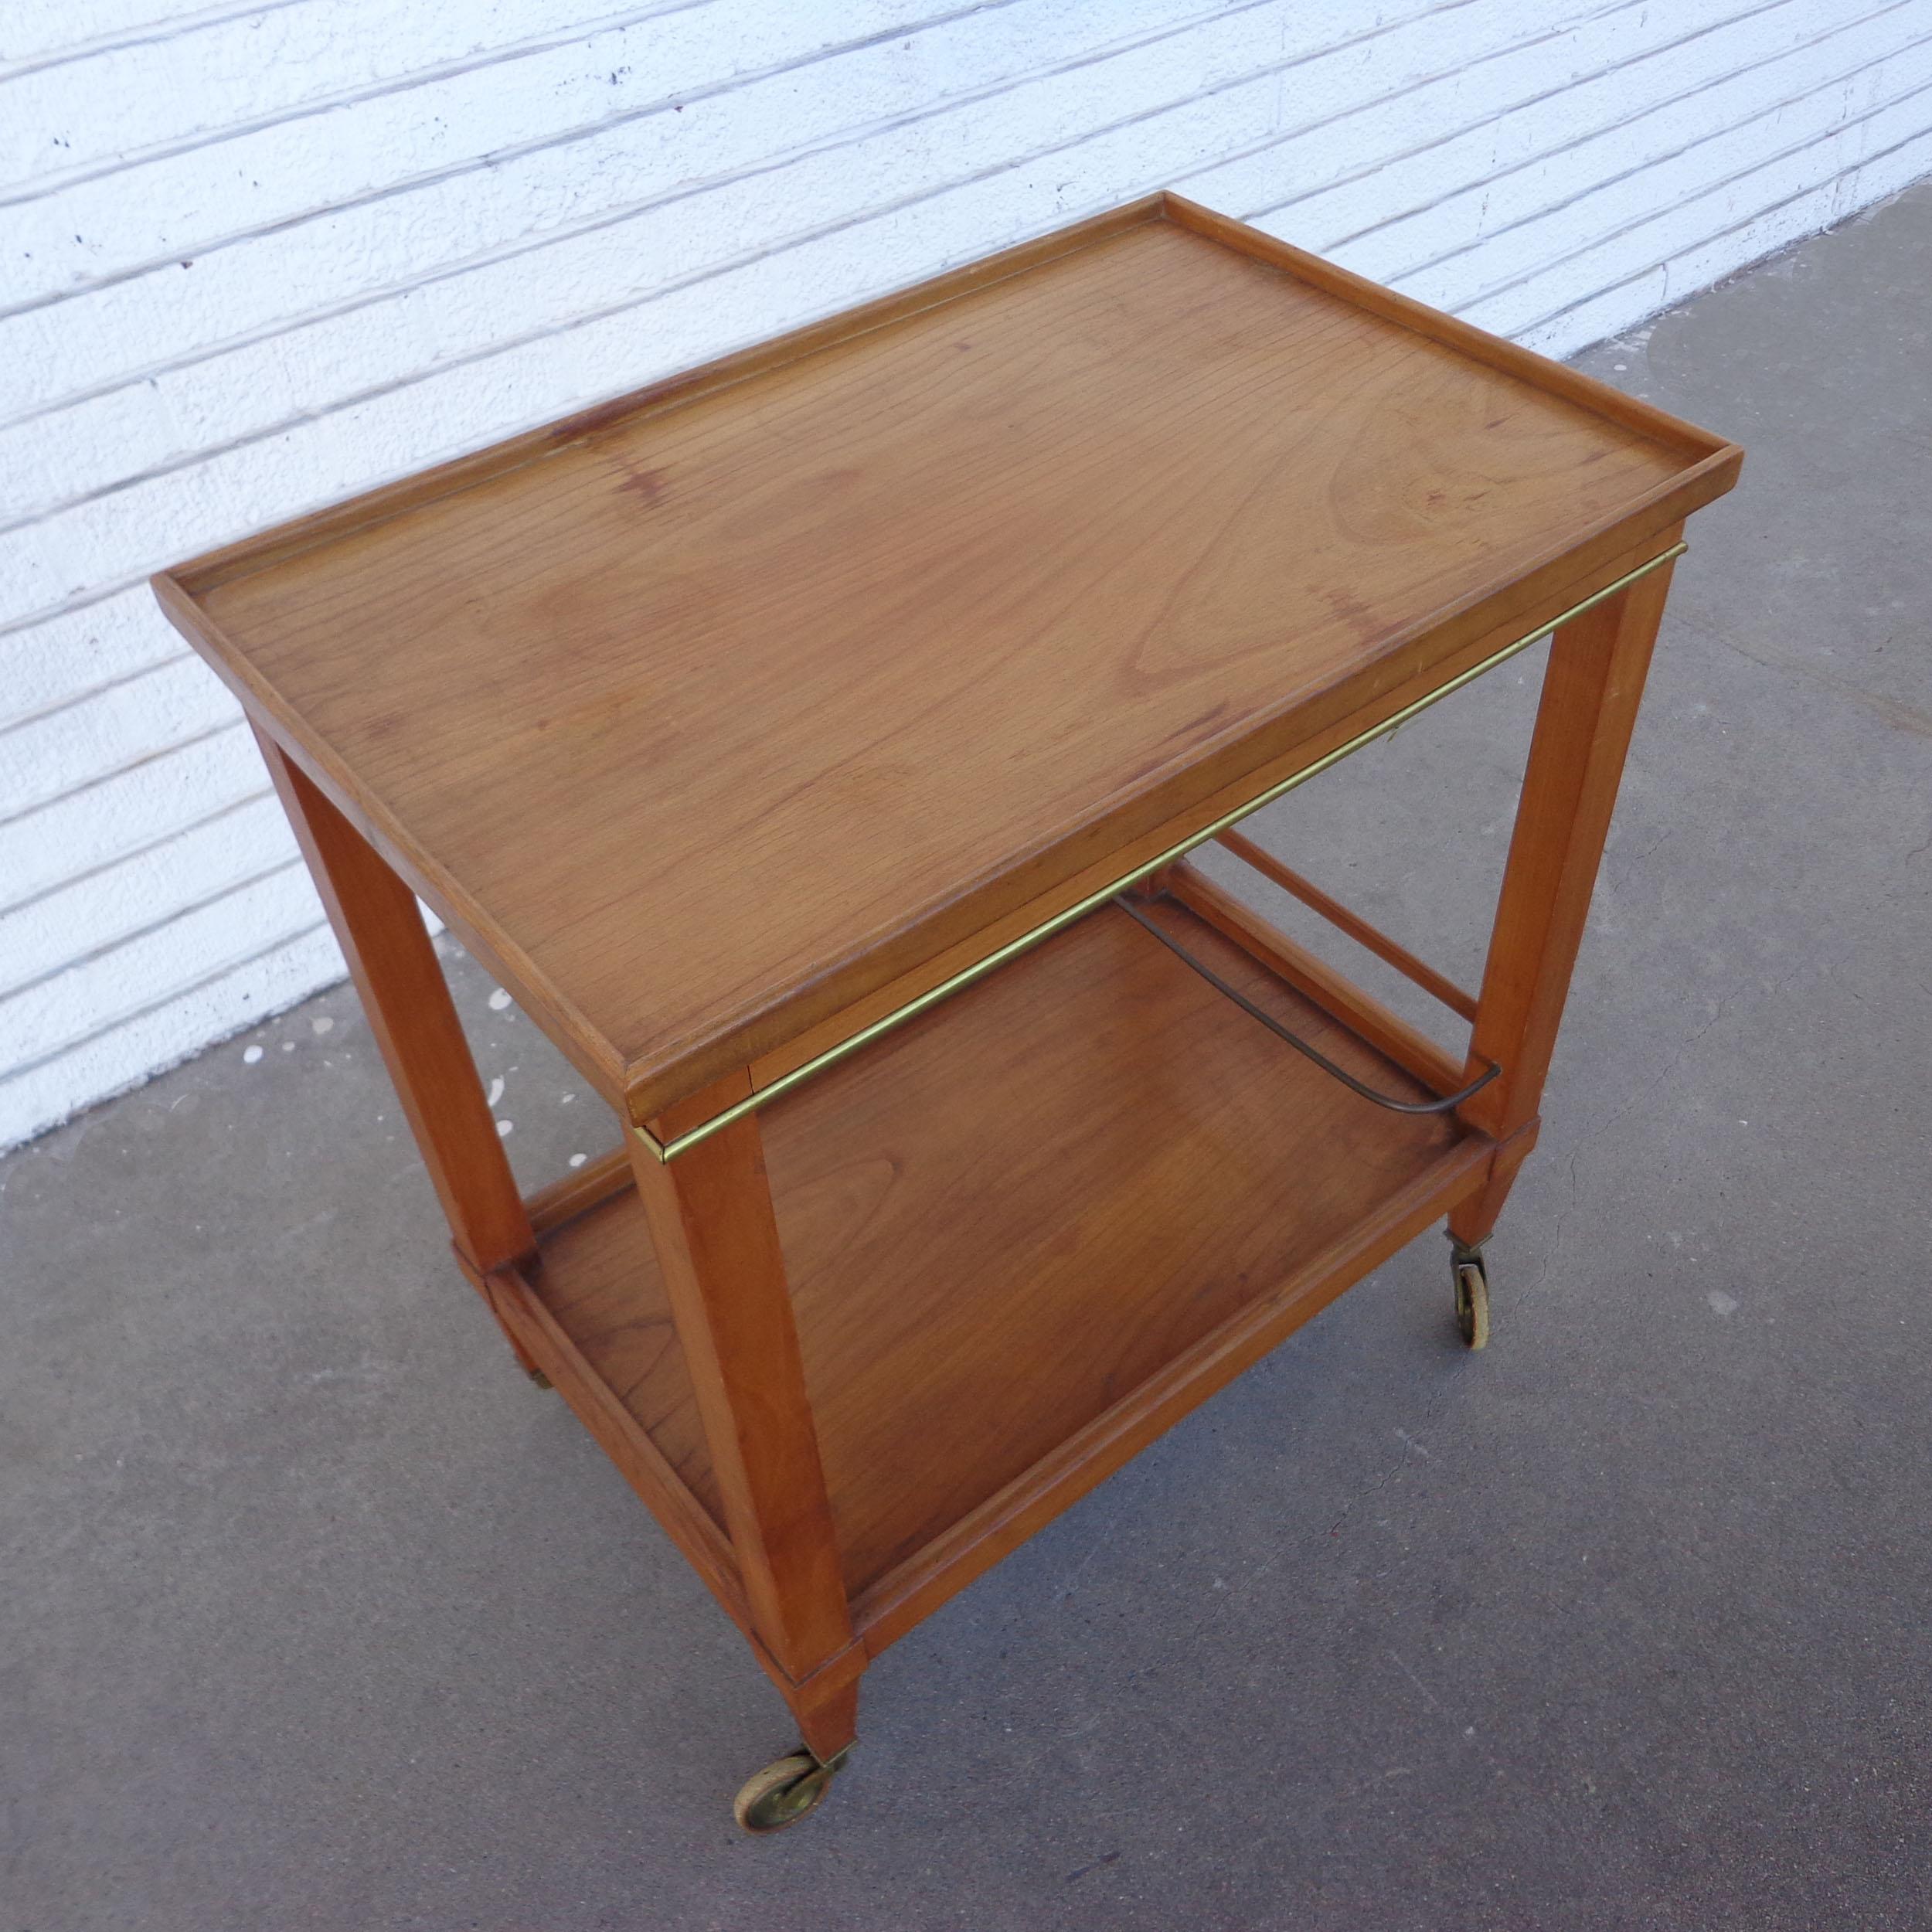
155,198,1739,1121
526,898,1478,1598
737,516,1680,1100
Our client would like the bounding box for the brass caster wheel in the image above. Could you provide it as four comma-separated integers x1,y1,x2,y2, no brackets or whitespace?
1451,1246,1491,1351
733,1745,848,1834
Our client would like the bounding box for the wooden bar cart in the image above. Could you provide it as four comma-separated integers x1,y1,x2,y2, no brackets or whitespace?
155,193,1740,1830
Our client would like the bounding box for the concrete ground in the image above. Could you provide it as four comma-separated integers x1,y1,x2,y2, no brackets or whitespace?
5,181,1930,1930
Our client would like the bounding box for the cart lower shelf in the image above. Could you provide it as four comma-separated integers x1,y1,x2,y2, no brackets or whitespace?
477,893,1495,1657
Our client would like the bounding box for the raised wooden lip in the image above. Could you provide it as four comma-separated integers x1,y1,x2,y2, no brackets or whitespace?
162,195,1172,599
152,191,1742,1125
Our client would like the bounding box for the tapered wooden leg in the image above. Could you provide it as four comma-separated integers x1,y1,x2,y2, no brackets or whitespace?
1451,549,1679,1246
627,1075,858,1714
791,1675,861,1764
253,726,541,1370
1447,1125,1537,1252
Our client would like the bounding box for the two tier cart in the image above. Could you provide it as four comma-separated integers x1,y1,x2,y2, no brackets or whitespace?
158,193,1740,1830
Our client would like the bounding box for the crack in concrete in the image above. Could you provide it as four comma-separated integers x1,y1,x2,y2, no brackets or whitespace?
1679,609,1932,743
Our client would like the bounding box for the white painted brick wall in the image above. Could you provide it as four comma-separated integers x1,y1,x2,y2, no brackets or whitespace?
3,0,1929,1148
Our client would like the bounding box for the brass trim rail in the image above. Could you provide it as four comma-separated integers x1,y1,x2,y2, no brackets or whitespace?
633,542,1686,1163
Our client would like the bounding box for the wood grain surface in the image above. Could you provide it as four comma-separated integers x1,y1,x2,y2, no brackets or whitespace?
529,897,1481,1598
158,199,1736,1121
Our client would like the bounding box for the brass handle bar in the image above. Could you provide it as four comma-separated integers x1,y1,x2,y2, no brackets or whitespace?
1111,889,1501,1115
633,540,1687,1163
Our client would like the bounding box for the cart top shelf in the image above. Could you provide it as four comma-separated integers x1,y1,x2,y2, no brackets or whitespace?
156,193,1739,1120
